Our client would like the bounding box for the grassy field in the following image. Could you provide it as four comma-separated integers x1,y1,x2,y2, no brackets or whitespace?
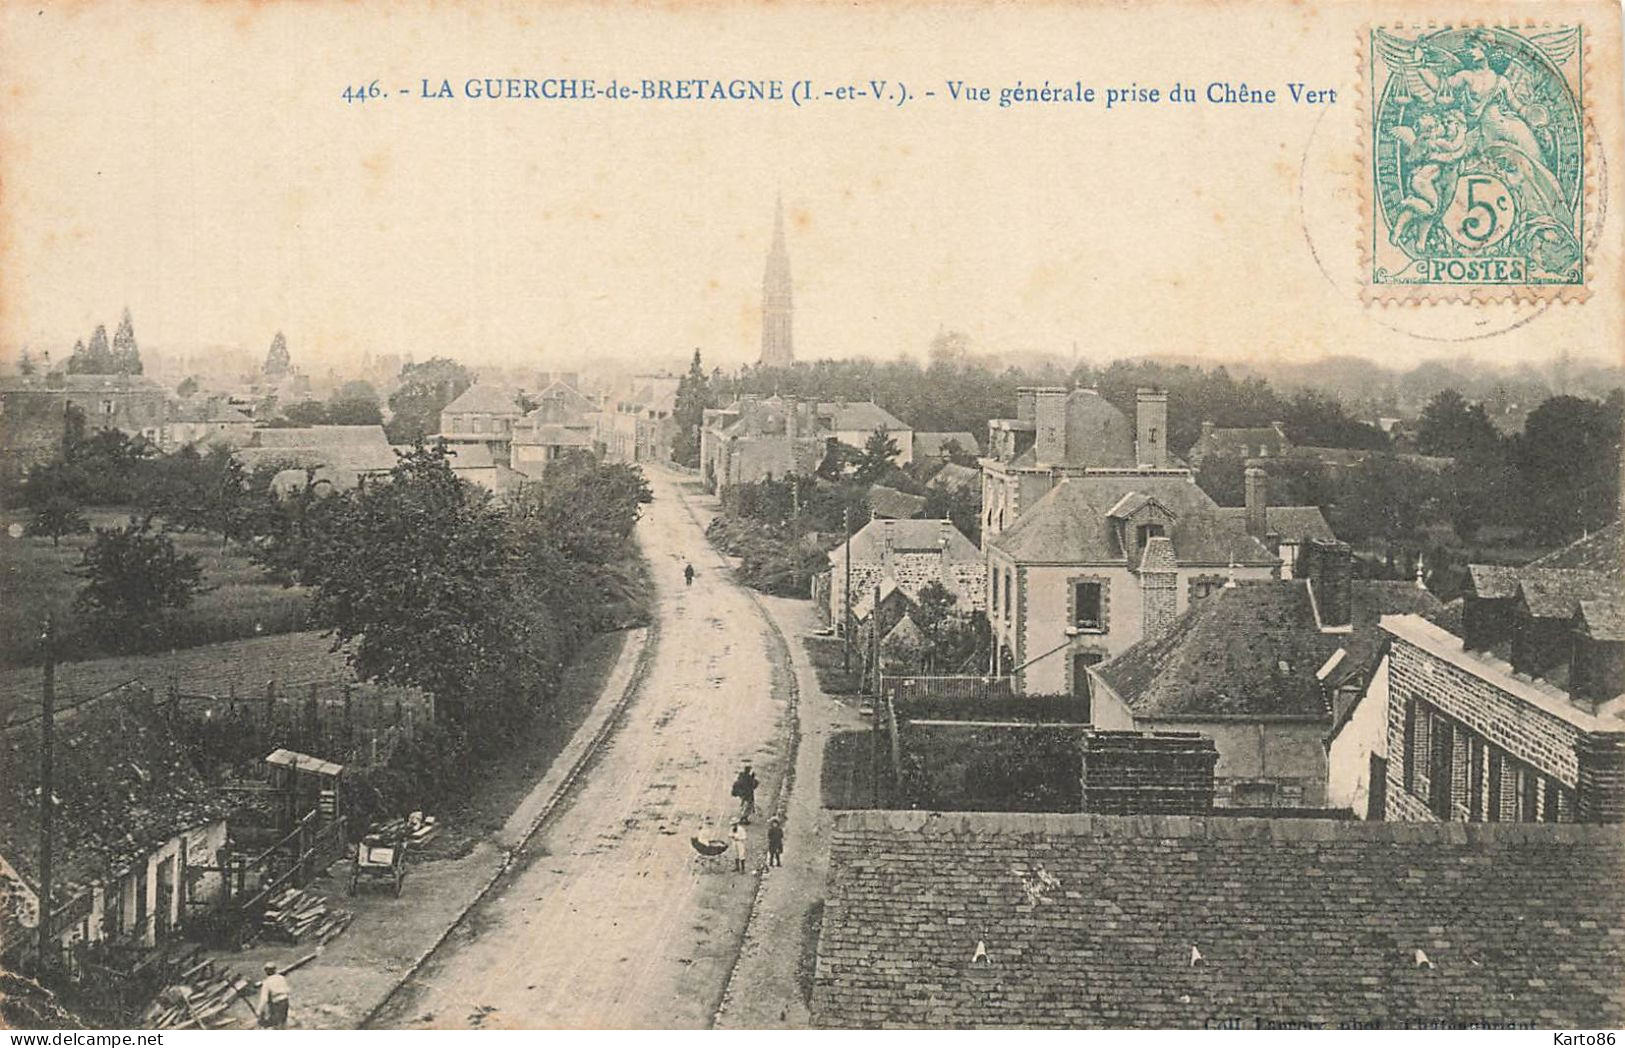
0,507,311,669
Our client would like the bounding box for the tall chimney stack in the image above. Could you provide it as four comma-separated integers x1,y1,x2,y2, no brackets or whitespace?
1306,539,1354,630
1136,388,1169,468
1033,388,1069,465
784,394,800,439
1015,387,1039,423
1244,466,1268,538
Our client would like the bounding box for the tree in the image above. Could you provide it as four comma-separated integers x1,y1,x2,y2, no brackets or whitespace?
671,349,711,468
74,520,206,651
1416,390,1503,461
67,326,115,374
386,357,473,442
854,428,901,484
296,443,523,725
111,308,142,374
280,400,330,425
326,380,383,425
1511,393,1624,542
264,331,291,378
176,376,199,397
26,496,89,546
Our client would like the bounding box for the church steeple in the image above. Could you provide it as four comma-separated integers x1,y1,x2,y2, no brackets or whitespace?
759,195,794,368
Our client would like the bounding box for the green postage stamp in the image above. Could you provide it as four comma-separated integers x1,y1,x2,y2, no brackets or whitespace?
1364,24,1589,302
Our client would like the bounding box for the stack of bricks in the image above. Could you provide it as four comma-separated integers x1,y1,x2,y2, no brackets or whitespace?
1078,730,1217,814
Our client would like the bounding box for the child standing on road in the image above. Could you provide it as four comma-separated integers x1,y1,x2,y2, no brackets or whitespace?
767,817,784,867
730,821,748,873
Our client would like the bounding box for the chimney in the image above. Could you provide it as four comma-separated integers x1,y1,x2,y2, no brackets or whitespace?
1244,466,1268,538
1138,536,1179,643
1015,387,1039,423
784,394,799,439
1135,388,1168,468
1305,539,1353,630
1577,732,1625,823
1033,387,1068,464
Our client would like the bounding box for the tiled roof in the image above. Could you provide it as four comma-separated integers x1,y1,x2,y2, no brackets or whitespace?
1097,579,1445,720
0,688,230,931
812,810,1625,1029
989,476,1274,567
914,432,981,457
817,401,909,433
829,519,981,567
1213,506,1336,543
442,383,524,416
234,425,398,474
868,485,927,520
1468,563,1522,600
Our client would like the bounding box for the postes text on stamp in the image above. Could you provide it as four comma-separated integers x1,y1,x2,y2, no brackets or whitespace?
1365,25,1587,302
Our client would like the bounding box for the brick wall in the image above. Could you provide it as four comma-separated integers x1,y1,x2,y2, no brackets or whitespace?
1078,730,1216,813
1578,732,1625,823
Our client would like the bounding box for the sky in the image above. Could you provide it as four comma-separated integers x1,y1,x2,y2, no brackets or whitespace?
1,1,1620,375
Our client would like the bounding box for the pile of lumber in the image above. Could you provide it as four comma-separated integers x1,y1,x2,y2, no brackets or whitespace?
261,887,353,945
143,960,253,1030
370,811,439,847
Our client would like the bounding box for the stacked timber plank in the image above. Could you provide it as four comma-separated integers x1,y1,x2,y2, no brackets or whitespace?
143,962,254,1030
261,887,354,945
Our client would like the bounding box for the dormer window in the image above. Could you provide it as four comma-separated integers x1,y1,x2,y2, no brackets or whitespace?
1135,522,1166,549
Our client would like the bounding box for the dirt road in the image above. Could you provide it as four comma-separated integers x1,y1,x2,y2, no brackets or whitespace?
370,470,791,1029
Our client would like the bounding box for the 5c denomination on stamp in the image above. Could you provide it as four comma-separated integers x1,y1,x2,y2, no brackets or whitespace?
1363,24,1589,302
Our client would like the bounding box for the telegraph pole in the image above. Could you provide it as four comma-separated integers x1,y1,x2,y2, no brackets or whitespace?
38,615,55,971
842,506,853,673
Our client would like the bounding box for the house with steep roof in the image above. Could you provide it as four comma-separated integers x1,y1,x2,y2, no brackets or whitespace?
1374,523,1625,824
1211,466,1336,579
601,374,678,464
438,382,527,456
238,424,398,491
0,373,170,472
699,394,827,494
817,400,913,465
811,810,1625,1029
510,420,595,479
985,470,1278,696
0,685,230,967
924,461,979,495
866,484,926,520
1092,540,1447,809
913,431,981,461
1184,420,1292,467
162,397,254,451
827,517,984,635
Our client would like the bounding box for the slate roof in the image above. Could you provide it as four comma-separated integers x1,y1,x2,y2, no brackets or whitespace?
1517,568,1622,619
442,382,524,416
925,463,980,493
1096,579,1445,720
812,811,1625,1029
914,431,981,457
1468,563,1522,600
829,518,981,567
818,401,909,433
1213,505,1336,543
234,425,398,474
1578,598,1625,642
989,476,1274,567
1528,522,1625,574
0,688,229,936
513,423,593,447
868,485,927,520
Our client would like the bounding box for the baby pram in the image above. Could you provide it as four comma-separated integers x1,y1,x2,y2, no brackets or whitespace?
691,835,731,869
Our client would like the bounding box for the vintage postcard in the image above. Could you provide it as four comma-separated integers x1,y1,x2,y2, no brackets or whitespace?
1,0,1622,1036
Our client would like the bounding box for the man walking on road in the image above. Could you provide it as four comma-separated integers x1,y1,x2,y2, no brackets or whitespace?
732,765,759,825
767,817,784,867
730,821,748,873
684,562,695,587
258,962,291,1028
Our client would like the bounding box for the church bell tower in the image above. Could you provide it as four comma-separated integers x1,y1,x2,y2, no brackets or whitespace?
759,196,794,368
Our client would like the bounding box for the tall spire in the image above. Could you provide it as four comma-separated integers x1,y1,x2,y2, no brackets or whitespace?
760,195,794,368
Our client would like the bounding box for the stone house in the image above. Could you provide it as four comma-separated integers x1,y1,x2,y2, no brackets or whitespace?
1183,420,1292,467
601,374,678,464
162,397,254,451
438,382,527,457
1092,541,1446,810
0,686,230,968
0,373,170,473
699,394,826,494
811,810,1625,1028
1367,524,1625,824
818,400,913,466
1211,466,1336,579
827,517,984,636
510,420,595,479
985,474,1278,696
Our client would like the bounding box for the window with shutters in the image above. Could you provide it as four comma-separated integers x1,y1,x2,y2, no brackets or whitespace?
1428,716,1455,819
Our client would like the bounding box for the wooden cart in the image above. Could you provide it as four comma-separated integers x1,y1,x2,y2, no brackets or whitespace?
347,831,407,897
